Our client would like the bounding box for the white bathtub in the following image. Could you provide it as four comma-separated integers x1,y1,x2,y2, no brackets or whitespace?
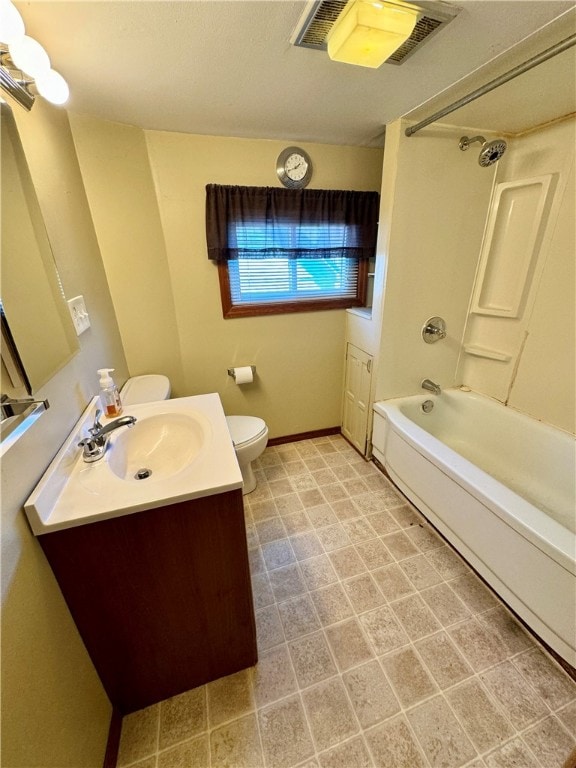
372,388,576,667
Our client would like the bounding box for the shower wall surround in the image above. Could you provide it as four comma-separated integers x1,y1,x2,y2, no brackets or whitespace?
459,118,575,434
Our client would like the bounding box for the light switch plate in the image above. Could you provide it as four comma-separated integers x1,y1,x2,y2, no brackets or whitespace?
67,295,91,335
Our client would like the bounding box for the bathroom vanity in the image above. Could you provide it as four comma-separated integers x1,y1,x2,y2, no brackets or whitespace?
39,489,256,713
25,394,256,713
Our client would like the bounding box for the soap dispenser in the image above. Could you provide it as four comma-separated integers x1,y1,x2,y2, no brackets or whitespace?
98,368,123,417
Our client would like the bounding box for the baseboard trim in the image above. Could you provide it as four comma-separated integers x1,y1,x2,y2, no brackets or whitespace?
267,427,341,447
103,707,122,768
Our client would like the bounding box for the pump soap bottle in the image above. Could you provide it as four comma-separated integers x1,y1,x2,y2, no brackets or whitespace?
98,368,123,417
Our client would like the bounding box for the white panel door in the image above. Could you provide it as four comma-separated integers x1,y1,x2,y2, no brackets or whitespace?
342,343,372,456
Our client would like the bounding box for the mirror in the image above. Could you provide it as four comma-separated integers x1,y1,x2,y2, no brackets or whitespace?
1,104,79,437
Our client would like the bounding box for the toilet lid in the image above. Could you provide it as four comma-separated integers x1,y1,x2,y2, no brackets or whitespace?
226,415,267,446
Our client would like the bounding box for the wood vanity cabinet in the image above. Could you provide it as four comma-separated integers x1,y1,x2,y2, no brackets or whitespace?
39,489,257,714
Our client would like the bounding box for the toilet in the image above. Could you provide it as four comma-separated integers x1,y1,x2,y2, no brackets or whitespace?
120,375,268,495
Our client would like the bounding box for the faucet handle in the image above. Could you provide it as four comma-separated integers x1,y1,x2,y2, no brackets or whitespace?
90,409,103,436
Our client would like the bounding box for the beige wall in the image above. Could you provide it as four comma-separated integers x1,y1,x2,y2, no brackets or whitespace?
460,118,575,434
2,101,126,766
69,116,382,437
69,114,185,395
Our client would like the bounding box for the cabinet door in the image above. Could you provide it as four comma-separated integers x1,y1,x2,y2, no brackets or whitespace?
342,343,373,456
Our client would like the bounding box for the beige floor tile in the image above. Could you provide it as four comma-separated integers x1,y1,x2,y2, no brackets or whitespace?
448,617,509,672
302,456,328,472
372,563,415,601
342,477,371,497
354,538,394,570
302,677,359,752
420,582,471,627
210,713,264,768
328,495,357,518
268,563,307,601
288,631,338,688
340,517,378,543
292,473,322,492
258,695,315,768
365,510,400,536
480,661,549,729
251,572,275,610
299,554,339,590
129,757,157,768
325,618,374,671
117,705,160,766
405,522,445,552
157,735,208,768
253,644,297,707
445,679,514,753
318,736,373,768
262,539,296,571
391,593,442,640
207,668,254,728
425,546,469,580
342,573,387,613
159,688,206,751
255,604,285,650
522,715,576,768
448,572,499,612
307,505,339,528
399,553,443,590
256,515,286,540
275,493,305,516
557,700,576,732
315,523,352,551
284,460,309,477
248,547,266,575
365,714,428,768
359,605,409,655
343,660,400,728
477,606,535,655
415,631,473,689
263,464,288,482
298,489,326,508
380,647,437,708
382,531,420,561
388,503,422,528
483,737,540,768
310,583,354,626
328,546,366,580
277,594,321,640
407,695,476,768
283,510,313,535
311,468,339,486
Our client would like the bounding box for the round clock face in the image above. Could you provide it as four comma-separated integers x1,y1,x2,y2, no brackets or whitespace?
277,147,312,188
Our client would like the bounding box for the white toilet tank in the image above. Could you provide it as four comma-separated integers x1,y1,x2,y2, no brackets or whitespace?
121,375,171,405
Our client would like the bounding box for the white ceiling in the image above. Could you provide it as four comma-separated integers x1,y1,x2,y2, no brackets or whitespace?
15,0,576,146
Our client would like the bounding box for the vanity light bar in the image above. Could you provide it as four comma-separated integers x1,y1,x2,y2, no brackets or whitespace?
0,62,34,109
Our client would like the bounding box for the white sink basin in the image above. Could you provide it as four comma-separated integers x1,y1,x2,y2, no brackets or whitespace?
107,412,206,481
24,394,242,535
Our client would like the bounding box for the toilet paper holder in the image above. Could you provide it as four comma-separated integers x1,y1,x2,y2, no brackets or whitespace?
227,366,256,380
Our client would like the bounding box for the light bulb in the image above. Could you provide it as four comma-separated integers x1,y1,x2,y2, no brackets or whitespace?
0,0,24,45
9,34,50,78
35,68,69,105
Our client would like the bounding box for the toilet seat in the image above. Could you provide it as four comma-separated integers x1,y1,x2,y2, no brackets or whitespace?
226,415,267,447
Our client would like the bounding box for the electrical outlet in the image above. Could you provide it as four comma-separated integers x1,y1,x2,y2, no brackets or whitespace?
67,295,91,335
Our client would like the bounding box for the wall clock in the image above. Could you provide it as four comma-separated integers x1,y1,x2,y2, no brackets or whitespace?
276,146,313,189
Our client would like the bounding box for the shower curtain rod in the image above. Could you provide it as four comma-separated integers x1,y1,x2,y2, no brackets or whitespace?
405,33,576,137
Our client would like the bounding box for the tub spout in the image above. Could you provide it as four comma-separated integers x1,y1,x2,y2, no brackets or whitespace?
421,379,441,396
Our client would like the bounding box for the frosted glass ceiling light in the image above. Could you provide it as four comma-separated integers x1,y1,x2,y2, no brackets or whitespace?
0,0,24,45
9,34,50,78
35,68,69,105
327,0,419,68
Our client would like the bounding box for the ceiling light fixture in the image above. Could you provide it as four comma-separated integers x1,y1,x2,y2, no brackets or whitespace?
327,0,420,67
0,0,69,110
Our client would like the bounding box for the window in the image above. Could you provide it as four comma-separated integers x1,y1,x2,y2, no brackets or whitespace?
206,185,379,317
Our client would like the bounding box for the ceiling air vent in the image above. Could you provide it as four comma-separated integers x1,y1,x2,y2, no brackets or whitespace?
291,0,461,65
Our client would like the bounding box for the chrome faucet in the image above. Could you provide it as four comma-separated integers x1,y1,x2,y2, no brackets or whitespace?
78,410,137,463
421,379,441,396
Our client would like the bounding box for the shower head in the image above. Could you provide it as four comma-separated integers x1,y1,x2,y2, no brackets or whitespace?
459,135,507,167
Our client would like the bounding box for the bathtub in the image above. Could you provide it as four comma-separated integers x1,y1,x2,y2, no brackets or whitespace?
372,388,576,667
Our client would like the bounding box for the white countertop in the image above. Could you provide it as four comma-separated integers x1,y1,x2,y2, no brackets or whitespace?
24,393,243,535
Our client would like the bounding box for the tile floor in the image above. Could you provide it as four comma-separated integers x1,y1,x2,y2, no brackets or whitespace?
116,434,576,768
